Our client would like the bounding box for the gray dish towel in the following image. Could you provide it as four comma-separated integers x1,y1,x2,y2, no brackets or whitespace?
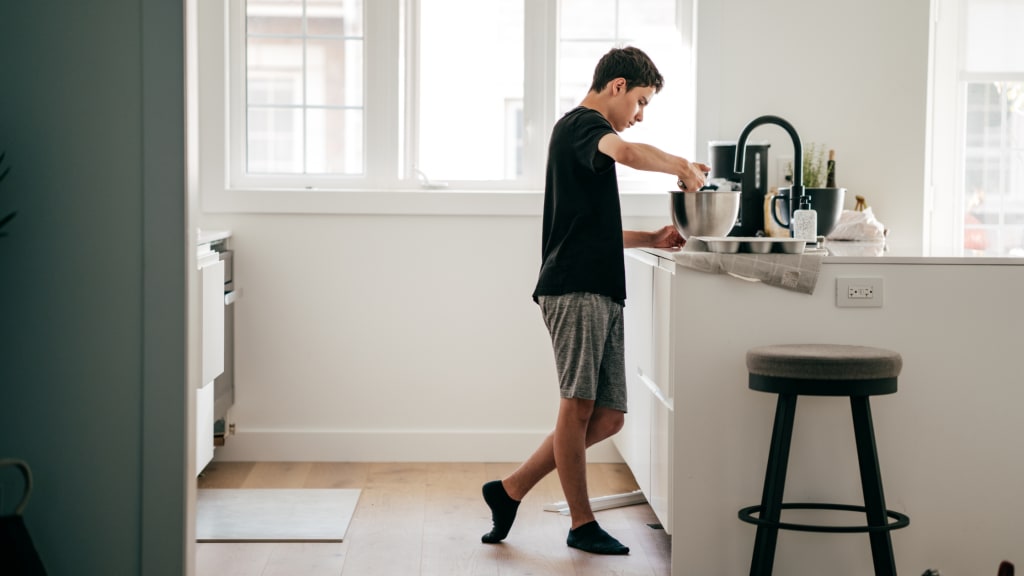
673,238,825,294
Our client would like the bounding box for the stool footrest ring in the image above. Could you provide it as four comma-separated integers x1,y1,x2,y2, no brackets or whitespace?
738,502,910,534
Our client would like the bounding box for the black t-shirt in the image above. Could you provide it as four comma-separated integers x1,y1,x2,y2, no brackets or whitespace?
532,106,625,304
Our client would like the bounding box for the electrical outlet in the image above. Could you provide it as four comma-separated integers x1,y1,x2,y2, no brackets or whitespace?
836,277,884,308
848,285,874,299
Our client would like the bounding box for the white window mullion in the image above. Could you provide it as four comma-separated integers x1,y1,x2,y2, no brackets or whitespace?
524,0,558,190
402,0,421,186
228,0,247,189
301,1,307,174
365,0,401,187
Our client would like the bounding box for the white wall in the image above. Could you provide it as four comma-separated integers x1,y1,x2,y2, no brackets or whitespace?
203,0,933,463
697,0,931,255
206,213,662,462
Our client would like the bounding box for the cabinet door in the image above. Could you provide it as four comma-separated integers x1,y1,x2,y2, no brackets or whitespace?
650,392,672,533
649,258,675,533
200,258,225,386
652,261,674,402
619,251,655,495
196,380,215,475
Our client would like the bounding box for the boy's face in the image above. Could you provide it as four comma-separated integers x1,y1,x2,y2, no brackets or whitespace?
607,79,656,132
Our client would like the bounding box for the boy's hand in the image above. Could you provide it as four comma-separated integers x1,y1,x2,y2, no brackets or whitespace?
676,161,711,191
650,225,685,250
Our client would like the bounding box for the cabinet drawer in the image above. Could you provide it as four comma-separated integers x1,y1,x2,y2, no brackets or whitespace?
200,259,225,386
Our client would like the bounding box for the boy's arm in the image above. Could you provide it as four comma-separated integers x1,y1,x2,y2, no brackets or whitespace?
598,133,709,191
623,226,684,250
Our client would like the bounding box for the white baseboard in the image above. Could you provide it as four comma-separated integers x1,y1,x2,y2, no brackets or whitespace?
212,428,624,463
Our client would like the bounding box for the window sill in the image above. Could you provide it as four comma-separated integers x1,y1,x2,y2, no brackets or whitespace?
202,187,673,218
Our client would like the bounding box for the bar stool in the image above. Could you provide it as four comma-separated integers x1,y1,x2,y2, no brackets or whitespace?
738,344,910,576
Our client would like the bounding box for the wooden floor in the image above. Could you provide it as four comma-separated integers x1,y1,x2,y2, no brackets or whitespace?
196,461,671,576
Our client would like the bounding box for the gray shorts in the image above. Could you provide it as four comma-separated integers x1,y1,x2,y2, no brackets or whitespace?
537,292,627,413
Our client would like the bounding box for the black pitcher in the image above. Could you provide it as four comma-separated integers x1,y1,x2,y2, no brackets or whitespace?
1,459,47,575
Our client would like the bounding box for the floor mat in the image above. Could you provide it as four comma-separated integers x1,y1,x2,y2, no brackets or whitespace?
196,489,361,542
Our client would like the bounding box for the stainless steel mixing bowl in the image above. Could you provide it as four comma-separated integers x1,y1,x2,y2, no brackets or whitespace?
670,190,741,239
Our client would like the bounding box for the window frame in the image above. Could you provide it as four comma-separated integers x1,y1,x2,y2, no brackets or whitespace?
199,0,695,215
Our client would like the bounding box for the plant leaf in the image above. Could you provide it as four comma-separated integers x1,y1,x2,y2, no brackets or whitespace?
0,211,16,229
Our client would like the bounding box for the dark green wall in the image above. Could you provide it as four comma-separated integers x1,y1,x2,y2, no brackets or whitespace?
0,1,187,574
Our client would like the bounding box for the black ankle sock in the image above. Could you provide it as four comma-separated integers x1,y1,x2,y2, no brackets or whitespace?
566,521,630,555
481,480,520,544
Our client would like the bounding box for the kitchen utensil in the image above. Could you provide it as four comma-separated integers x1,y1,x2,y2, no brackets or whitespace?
670,189,741,239
763,189,790,238
1,459,47,576
770,187,846,237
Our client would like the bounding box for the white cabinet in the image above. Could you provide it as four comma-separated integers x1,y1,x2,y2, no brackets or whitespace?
196,246,225,474
618,250,675,533
649,261,674,531
620,251,654,496
199,251,224,386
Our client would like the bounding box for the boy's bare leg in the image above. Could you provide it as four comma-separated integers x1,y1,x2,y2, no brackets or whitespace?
553,397,597,528
553,398,629,554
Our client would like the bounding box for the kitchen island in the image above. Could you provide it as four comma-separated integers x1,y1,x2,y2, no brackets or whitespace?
618,245,1024,576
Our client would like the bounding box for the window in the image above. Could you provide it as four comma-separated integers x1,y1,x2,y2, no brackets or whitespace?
243,0,364,176
928,0,1024,256
558,0,692,186
217,0,695,200
962,81,1024,255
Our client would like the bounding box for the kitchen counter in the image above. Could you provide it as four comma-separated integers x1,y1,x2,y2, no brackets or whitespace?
198,228,232,246
624,248,1024,576
645,240,1024,266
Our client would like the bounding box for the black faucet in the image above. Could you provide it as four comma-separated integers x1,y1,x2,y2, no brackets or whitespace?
734,115,805,199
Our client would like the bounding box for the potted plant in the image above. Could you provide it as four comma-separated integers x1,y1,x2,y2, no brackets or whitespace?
775,143,846,237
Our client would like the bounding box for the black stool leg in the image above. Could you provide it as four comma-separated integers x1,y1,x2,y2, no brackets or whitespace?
750,393,798,576
850,396,897,576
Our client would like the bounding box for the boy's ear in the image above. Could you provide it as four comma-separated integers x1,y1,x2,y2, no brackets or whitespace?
610,77,627,94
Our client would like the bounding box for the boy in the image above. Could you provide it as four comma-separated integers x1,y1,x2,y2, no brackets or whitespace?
481,46,708,555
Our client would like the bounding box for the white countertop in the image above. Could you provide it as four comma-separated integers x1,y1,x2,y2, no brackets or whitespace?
197,229,232,246
643,240,1024,266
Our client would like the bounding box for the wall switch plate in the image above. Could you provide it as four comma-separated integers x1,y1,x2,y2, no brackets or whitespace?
836,277,884,308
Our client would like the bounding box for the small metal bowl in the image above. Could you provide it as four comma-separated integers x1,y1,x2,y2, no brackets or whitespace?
742,239,774,254
774,239,807,254
698,237,742,253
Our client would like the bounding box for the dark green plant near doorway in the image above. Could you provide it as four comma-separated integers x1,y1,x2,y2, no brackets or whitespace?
0,150,15,238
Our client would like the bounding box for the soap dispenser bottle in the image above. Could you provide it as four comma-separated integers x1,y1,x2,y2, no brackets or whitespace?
792,195,817,242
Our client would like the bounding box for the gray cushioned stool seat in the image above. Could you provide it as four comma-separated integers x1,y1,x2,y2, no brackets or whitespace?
747,344,902,397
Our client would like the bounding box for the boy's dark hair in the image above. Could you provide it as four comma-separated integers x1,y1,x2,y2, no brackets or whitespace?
589,46,664,94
